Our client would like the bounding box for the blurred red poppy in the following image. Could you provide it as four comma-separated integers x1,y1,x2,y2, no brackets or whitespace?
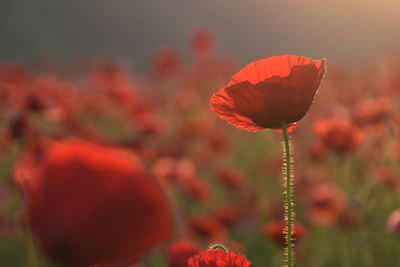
181,177,214,203
314,117,365,154
307,141,327,162
306,183,348,226
210,55,326,131
15,139,174,266
167,240,201,267
0,63,30,84
187,248,251,267
187,214,227,242
353,97,392,125
338,207,362,229
386,209,400,236
215,167,246,190
373,167,400,190
212,204,242,227
152,47,181,77
190,29,215,60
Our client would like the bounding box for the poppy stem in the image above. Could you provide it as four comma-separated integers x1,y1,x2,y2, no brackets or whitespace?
281,122,294,267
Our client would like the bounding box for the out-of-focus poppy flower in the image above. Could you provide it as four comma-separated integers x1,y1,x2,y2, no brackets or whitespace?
268,200,286,220
0,63,30,84
187,214,227,242
386,209,400,236
14,139,175,267
210,55,326,131
294,169,328,200
306,183,348,226
314,117,365,154
215,167,246,190
152,157,213,202
353,97,392,125
264,220,307,246
187,247,252,267
205,126,231,154
262,155,283,174
152,157,179,183
181,177,214,203
134,111,164,135
190,29,215,60
338,207,362,229
372,167,400,190
307,142,327,162
167,240,201,267
152,47,181,77
88,62,127,87
212,204,242,227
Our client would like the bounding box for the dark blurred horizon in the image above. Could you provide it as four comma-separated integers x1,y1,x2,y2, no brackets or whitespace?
1,0,400,71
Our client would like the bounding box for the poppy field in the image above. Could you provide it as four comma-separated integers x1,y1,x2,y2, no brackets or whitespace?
1,28,400,267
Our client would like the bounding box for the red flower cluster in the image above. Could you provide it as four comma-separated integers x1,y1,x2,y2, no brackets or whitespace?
187,248,251,267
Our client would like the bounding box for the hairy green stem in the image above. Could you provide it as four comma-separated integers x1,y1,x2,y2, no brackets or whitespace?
281,122,294,267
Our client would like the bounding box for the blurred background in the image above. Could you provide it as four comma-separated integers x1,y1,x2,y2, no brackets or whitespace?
2,1,400,267
1,0,400,69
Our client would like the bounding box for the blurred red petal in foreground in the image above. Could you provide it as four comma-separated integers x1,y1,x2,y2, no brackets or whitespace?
210,55,326,131
14,139,175,266
167,240,201,267
187,247,252,267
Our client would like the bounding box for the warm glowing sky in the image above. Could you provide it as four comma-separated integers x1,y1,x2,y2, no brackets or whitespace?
1,0,399,68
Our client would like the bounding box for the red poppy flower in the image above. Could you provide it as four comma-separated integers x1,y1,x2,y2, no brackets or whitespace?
15,139,175,266
167,240,201,267
187,248,251,267
210,55,326,131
